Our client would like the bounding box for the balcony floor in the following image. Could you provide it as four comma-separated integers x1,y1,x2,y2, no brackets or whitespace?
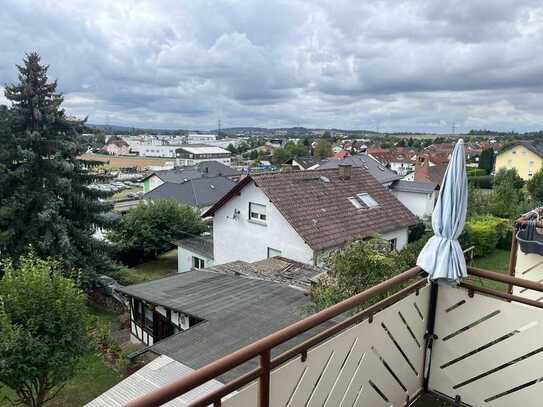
411,392,456,407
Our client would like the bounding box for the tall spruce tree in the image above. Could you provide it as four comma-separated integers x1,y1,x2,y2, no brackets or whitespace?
0,53,116,283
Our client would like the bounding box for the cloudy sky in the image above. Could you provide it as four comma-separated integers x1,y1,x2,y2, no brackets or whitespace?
1,0,543,132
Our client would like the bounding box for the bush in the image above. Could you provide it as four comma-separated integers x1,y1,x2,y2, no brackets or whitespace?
461,216,509,257
408,219,427,242
469,175,493,189
396,233,431,271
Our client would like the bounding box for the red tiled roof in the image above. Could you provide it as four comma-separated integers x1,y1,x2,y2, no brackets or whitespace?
204,168,416,251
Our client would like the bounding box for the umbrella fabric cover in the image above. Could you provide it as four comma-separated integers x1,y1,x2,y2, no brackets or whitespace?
417,139,468,285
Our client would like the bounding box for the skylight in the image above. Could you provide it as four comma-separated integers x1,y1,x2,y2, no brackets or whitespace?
349,193,379,209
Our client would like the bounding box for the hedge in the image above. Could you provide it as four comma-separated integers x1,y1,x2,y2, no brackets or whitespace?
461,216,510,257
469,175,494,189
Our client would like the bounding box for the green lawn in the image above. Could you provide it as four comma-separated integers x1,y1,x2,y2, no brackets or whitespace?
0,305,123,406
468,249,511,292
117,249,178,285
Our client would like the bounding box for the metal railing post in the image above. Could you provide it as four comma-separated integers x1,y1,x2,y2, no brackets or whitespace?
259,350,271,407
423,282,439,392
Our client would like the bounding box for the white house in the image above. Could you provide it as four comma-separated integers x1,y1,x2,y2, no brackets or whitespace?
175,236,214,273
390,180,438,219
203,165,417,267
175,144,231,167
103,138,130,155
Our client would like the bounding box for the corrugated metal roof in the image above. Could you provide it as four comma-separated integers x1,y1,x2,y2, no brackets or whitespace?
85,355,223,406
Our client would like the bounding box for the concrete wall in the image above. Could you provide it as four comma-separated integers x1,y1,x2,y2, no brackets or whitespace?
392,190,436,218
177,245,215,273
213,181,315,265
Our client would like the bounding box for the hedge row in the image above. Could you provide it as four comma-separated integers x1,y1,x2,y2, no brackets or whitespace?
461,216,511,257
469,175,493,189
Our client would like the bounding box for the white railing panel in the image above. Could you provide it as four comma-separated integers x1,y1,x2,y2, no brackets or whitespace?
222,285,430,407
430,285,543,407
514,248,543,302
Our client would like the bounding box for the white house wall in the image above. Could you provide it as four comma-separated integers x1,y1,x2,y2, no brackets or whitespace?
149,175,164,192
380,228,409,250
213,181,315,265
392,190,435,218
177,246,215,273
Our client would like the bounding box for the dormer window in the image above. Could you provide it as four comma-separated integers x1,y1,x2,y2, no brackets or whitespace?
349,193,379,209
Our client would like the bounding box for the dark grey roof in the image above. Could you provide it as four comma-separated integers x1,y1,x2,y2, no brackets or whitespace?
144,176,236,208
144,161,240,184
391,180,438,194
119,271,329,382
318,155,402,184
502,140,543,158
174,236,213,259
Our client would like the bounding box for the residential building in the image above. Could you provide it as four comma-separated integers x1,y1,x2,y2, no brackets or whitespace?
495,140,543,180
390,180,438,218
320,156,437,218
413,155,447,185
175,144,231,166
144,176,236,213
333,150,351,160
318,155,402,186
186,133,216,143
114,270,326,380
142,161,240,193
368,148,417,176
203,166,416,266
175,236,214,273
103,138,130,155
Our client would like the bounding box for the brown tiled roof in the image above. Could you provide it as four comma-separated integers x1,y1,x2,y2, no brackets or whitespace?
205,168,416,251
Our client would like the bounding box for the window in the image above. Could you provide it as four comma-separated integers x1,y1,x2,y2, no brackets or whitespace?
349,193,379,209
267,247,282,258
192,256,205,269
528,171,534,177
388,238,397,251
249,202,267,224
512,150,517,155
529,160,535,166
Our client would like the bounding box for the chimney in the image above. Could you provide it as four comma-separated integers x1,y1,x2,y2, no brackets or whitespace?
338,164,352,180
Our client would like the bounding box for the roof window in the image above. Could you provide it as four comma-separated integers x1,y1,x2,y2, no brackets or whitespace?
349,193,379,209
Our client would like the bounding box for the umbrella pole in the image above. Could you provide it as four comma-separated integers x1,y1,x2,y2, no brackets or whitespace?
423,282,439,392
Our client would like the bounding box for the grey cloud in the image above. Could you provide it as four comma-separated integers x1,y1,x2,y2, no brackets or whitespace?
1,0,543,131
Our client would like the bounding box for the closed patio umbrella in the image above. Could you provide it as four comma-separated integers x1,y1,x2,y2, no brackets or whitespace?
417,139,468,285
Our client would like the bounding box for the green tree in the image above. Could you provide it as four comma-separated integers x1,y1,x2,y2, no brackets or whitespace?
271,148,290,165
249,149,259,160
314,140,333,159
284,142,309,158
108,200,208,264
226,143,237,155
0,53,115,283
0,252,89,407
527,168,543,204
310,239,397,311
478,148,495,175
491,168,527,219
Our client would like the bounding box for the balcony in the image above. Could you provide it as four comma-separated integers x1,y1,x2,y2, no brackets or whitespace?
125,265,543,407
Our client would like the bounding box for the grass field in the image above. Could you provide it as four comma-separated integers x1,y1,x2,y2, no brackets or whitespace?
81,153,172,170
468,249,511,292
0,305,123,407
117,249,178,285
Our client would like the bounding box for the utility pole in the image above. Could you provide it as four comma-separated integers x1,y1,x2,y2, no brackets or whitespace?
218,118,221,138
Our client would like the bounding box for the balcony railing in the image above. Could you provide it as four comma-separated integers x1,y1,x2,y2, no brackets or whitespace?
126,266,543,407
